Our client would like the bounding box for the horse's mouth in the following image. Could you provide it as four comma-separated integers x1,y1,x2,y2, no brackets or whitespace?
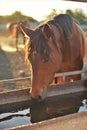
30,86,47,102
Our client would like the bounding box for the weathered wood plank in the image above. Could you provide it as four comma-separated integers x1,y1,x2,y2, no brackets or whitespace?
0,79,87,106
48,79,87,97
0,88,31,106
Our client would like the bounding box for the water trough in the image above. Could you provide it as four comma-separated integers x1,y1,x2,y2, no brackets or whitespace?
0,70,87,130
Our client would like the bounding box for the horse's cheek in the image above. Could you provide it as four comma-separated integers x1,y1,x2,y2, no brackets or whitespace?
50,52,62,71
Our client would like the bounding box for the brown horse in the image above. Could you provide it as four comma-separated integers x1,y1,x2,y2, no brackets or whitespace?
20,14,86,100
7,20,29,50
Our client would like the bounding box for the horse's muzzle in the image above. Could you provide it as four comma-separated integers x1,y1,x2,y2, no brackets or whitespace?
31,95,42,102
30,86,47,102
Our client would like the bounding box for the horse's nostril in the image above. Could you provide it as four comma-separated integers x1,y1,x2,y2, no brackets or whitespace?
31,95,42,102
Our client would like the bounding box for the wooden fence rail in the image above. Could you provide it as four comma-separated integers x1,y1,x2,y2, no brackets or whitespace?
0,69,87,84
0,76,31,83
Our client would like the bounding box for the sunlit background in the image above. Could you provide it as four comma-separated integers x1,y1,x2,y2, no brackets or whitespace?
0,0,87,21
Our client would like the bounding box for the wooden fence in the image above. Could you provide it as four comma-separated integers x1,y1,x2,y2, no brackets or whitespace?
0,69,86,84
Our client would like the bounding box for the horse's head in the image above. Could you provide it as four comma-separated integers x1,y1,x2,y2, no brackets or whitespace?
20,23,62,101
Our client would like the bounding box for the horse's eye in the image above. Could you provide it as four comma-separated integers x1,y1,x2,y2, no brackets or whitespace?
33,51,37,55
42,57,49,63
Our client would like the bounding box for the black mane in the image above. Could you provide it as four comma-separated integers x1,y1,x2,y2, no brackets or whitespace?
49,14,73,56
29,14,75,61
53,14,73,35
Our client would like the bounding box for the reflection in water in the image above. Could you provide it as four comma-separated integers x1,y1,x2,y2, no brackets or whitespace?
30,101,48,123
30,98,79,123
78,99,87,112
30,96,87,123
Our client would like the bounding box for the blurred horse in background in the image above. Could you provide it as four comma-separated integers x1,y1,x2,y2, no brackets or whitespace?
6,19,30,50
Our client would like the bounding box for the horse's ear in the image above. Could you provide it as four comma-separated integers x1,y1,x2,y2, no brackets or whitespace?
19,23,33,38
42,24,52,40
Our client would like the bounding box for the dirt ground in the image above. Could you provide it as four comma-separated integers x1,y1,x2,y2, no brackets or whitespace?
0,32,87,92
0,36,31,92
